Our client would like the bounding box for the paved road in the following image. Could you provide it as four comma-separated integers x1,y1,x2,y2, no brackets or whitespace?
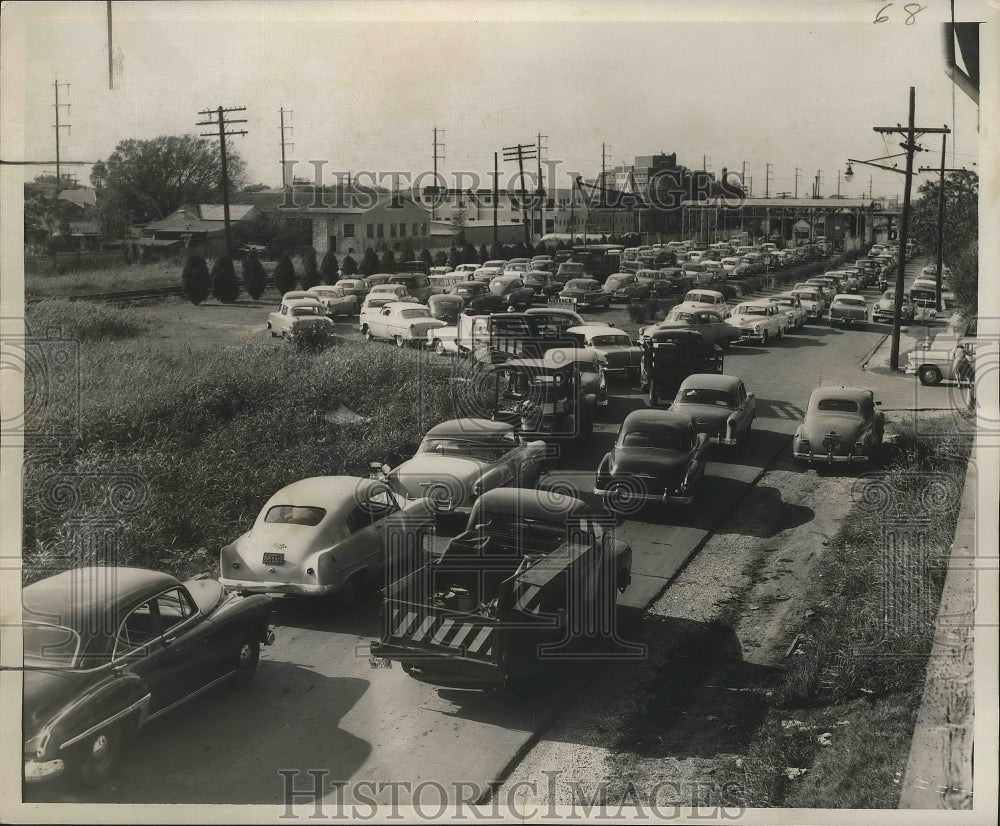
29,257,955,807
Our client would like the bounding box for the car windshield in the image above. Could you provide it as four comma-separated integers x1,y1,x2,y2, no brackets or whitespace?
738,306,770,315
590,334,632,347
264,505,326,526
816,398,860,413
676,388,735,408
792,291,818,301
836,298,866,307
419,436,515,461
23,623,81,669
291,306,323,316
564,279,596,290
665,311,694,322
399,308,431,318
620,428,691,452
456,285,482,295
687,293,715,303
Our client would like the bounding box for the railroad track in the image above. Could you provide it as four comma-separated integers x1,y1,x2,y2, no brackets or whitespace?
27,285,186,304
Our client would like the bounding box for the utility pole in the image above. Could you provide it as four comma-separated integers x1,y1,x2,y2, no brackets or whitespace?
747,176,753,198
764,162,772,198
53,79,71,194
432,127,445,221
493,152,499,249
197,105,248,257
813,170,823,198
279,108,294,190
836,170,842,197
919,134,966,312
536,132,548,239
503,142,537,247
794,167,800,199
106,1,114,89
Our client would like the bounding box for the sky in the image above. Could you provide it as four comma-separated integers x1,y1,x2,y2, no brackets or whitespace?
1,1,987,201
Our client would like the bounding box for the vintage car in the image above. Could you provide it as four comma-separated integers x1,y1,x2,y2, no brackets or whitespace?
828,294,869,327
220,476,435,601
367,283,418,305
872,289,916,323
426,324,459,356
792,387,885,464
559,278,612,311
472,266,504,283
635,268,685,296
565,324,643,380
554,261,586,283
454,263,480,276
450,280,506,313
594,409,709,510
388,273,434,303
364,273,395,290
674,289,729,314
523,269,563,298
668,373,756,446
427,292,464,324
602,273,648,302
801,278,834,301
310,285,358,318
23,567,273,785
904,317,981,384
336,278,371,302
429,272,471,295
502,258,531,275
769,294,808,330
543,347,608,407
360,301,446,346
789,287,826,319
640,328,724,405
267,298,335,338
373,418,546,514
281,290,320,302
489,273,536,310
640,309,742,350
524,306,586,328
726,301,785,344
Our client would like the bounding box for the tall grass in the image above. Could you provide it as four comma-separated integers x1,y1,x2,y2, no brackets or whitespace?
22,313,457,583
26,299,150,342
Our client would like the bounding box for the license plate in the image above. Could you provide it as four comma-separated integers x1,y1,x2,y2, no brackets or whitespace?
262,552,284,566
368,656,393,669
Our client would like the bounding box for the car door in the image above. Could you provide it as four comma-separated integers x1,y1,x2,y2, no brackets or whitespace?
731,381,753,435
151,587,221,694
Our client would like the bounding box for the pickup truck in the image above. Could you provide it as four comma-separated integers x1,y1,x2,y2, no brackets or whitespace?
369,489,633,689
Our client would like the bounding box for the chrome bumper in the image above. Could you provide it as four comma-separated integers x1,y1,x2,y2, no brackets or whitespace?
793,451,870,464
594,486,695,505
220,577,336,596
24,757,65,783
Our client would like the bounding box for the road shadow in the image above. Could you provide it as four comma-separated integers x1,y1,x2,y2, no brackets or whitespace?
270,591,384,637
28,665,372,805
773,336,825,348
755,398,806,419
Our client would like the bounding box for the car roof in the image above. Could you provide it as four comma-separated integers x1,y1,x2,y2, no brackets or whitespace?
622,408,693,431
809,386,875,404
424,418,517,439
567,325,629,336
262,476,389,513
832,294,866,300
685,289,724,298
284,297,325,308
473,488,586,522
678,373,741,392
24,567,182,635
543,346,601,365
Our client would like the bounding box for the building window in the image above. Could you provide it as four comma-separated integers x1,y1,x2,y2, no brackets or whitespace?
366,224,374,238
390,223,397,238
399,223,407,237
413,222,420,236
344,223,356,238
377,223,384,238
422,223,428,236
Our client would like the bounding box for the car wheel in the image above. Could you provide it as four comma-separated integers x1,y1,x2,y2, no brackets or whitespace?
760,330,768,345
776,327,784,340
73,723,123,787
918,364,943,386
648,385,659,406
394,335,406,348
363,326,374,341
231,638,260,688
433,338,446,356
719,338,733,352
281,330,288,339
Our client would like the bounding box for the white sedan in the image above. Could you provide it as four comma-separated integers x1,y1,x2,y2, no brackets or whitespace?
726,301,785,344
360,301,446,347
310,285,358,318
267,298,335,338
769,294,808,331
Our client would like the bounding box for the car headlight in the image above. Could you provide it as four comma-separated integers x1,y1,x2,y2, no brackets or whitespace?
754,324,761,332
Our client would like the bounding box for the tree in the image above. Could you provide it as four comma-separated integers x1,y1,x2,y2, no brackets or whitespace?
211,255,240,303
237,211,311,258
400,241,416,264
242,251,268,300
526,241,535,256
342,254,358,276
434,250,448,267
301,248,320,289
478,243,489,264
448,246,462,269
490,242,503,259
320,251,340,284
273,253,297,294
181,255,211,305
380,249,397,273
90,135,246,235
909,170,978,316
534,241,548,255
461,243,478,264
512,241,527,258
359,248,380,277
418,247,433,268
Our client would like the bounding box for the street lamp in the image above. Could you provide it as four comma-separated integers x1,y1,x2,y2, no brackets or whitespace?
843,162,854,183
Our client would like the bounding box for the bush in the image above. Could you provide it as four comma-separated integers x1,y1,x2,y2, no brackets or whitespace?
418,248,433,268
26,299,146,342
301,249,320,289
400,242,415,264
490,242,503,259
379,249,397,273
273,253,297,294
359,248,380,276
461,243,478,265
319,252,340,284
477,243,489,264
210,256,240,303
181,255,210,305
448,246,461,270
434,250,448,267
242,251,268,299
289,323,334,353
342,254,358,276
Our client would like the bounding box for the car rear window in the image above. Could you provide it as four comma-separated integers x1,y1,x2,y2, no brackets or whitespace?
24,623,81,668
621,428,691,451
677,388,735,407
265,506,326,526
817,399,859,413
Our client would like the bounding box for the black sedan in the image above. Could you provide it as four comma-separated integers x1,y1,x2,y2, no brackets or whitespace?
450,281,506,313
558,278,612,311
594,409,709,511
23,567,274,786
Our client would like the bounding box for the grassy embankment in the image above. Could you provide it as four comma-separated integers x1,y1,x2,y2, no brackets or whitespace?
712,422,972,808
22,300,457,583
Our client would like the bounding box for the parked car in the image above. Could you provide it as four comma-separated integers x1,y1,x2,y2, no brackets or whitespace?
542,347,608,407
360,301,446,346
668,373,756,446
373,418,546,514
429,272,471,295
388,273,433,303
768,294,807,331
640,309,742,350
725,301,785,344
792,387,885,464
364,273,395,290
454,263,480,276
789,287,826,319
872,289,916,323
220,476,435,601
523,269,563,298
310,285,358,318
23,567,273,786
489,273,536,310
472,266,504,283
565,324,643,380
366,284,418,306
828,294,869,328
554,261,586,283
336,278,371,302
594,409,709,510
602,272,648,302
523,306,586,331
427,292,465,324
802,278,834,301
559,278,612,311
450,280,506,313
267,298,335,338
674,289,728,314
280,290,321,302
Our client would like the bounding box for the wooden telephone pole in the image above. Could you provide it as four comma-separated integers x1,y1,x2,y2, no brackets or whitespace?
197,106,248,257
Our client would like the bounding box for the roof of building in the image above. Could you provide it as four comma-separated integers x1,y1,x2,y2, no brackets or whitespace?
145,203,260,234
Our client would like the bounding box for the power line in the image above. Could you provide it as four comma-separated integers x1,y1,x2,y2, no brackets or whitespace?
432,127,445,220
197,105,249,257
502,142,537,246
53,79,71,194
279,107,294,190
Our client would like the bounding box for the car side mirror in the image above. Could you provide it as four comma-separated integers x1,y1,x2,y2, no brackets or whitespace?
875,401,882,406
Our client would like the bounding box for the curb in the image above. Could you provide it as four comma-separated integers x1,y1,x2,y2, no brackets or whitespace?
898,442,977,809
859,332,890,369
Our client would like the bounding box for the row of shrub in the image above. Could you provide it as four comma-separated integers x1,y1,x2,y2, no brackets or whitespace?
22,301,459,583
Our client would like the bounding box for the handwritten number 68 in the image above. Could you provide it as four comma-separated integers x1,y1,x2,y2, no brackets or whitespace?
874,3,925,24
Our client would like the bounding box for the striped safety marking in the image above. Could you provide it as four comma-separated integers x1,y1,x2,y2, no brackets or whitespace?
388,608,496,658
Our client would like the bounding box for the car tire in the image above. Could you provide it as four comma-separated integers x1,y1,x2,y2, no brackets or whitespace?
363,326,374,341
73,723,123,787
918,364,943,386
649,385,659,406
394,335,406,348
433,339,446,356
231,638,260,688
776,328,784,340
760,330,768,345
